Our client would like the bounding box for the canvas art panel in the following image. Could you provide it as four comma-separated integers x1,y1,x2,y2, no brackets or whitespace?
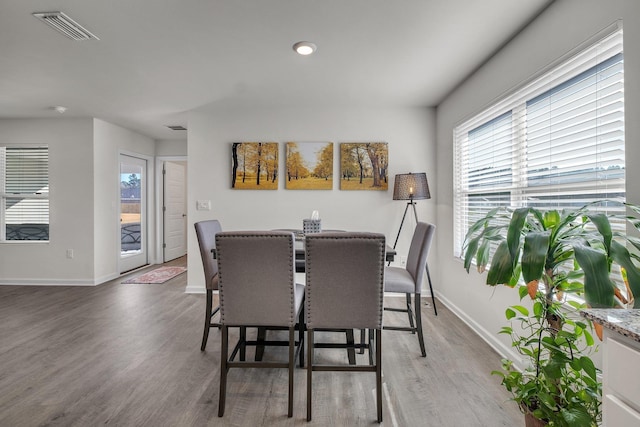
285,142,333,190
339,142,388,190
231,142,278,190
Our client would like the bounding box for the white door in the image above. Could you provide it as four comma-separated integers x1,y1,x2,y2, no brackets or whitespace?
120,154,148,272
163,161,187,261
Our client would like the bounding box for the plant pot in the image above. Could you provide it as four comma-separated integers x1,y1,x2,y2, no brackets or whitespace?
524,412,548,427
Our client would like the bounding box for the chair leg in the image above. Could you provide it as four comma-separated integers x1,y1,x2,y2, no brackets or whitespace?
218,325,229,417
298,306,305,368
288,327,294,418
368,329,375,365
240,326,247,361
346,329,356,365
426,263,438,316
307,329,314,422
405,293,415,332
255,327,266,361
201,289,213,351
415,293,426,357
376,328,383,423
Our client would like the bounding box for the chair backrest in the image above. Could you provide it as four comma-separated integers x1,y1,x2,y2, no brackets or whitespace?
305,232,386,330
216,231,297,327
405,222,436,291
194,220,223,290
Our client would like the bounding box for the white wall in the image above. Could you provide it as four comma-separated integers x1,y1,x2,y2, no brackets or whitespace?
186,106,436,292
0,118,95,284
0,118,157,285
156,139,187,156
93,119,156,281
435,0,640,365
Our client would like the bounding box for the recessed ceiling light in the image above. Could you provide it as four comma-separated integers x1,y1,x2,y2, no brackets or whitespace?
293,41,317,56
51,106,67,114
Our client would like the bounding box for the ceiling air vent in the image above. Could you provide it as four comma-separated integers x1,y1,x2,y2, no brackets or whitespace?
32,11,99,41
167,125,187,131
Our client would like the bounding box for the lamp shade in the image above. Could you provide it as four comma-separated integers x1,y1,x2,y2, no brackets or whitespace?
392,173,430,200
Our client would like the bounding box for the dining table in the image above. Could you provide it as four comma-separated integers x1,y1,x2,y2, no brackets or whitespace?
210,228,397,272
211,228,392,362
278,229,396,272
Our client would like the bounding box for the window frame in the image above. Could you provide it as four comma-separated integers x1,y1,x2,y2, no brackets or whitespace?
0,145,50,242
453,26,625,259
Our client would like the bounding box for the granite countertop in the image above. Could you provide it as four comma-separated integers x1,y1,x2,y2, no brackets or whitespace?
581,309,640,342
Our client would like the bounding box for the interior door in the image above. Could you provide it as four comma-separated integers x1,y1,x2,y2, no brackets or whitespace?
120,154,147,272
163,161,187,261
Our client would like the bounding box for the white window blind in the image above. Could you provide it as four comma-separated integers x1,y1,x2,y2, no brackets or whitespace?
0,146,50,241
454,27,624,257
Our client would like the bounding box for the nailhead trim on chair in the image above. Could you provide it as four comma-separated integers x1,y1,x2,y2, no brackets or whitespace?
305,233,385,329
216,232,296,326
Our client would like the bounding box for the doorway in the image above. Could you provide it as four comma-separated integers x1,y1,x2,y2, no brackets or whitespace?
119,154,148,272
163,160,187,262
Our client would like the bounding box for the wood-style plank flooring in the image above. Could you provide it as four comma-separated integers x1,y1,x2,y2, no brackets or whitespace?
0,257,522,426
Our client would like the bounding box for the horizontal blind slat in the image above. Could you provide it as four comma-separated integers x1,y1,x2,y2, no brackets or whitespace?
1,146,50,241
453,28,624,259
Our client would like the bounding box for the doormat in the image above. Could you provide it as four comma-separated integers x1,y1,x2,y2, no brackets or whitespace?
122,266,186,284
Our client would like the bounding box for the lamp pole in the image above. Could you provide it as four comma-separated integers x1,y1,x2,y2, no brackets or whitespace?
389,172,437,315
391,194,418,251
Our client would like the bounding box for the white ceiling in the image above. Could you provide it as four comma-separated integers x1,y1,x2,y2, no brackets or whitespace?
0,0,552,140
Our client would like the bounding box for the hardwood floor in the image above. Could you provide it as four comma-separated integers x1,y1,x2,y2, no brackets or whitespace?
0,258,522,426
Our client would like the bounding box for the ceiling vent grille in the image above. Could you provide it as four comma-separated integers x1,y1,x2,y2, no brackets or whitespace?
167,125,187,131
32,11,99,41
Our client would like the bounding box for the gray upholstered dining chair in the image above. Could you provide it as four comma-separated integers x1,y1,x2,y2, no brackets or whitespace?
215,230,304,418
383,221,436,357
194,219,223,351
304,232,385,423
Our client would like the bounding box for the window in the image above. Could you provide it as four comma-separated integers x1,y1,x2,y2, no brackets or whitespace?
0,146,49,241
454,27,624,257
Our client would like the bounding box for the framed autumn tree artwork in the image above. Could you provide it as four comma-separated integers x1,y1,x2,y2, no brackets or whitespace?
231,142,278,190
340,142,388,190
285,142,333,190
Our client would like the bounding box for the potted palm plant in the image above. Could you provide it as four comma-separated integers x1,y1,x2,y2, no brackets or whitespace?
462,202,640,426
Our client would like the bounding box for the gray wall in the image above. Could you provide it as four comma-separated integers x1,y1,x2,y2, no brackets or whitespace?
93,119,156,282
0,118,156,285
156,139,187,157
435,0,640,365
3,2,639,371
0,118,95,284
186,106,436,293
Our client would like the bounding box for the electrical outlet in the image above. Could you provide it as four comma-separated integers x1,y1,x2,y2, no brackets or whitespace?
401,256,407,266
66,249,74,259
196,200,211,211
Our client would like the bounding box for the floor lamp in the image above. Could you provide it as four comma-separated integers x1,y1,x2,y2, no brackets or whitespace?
391,172,437,315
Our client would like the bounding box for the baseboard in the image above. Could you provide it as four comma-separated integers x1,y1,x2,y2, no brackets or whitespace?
0,278,97,286
94,272,120,285
435,292,524,369
0,271,123,287
382,291,523,367
185,284,206,294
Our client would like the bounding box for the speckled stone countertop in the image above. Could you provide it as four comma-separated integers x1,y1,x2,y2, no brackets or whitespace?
581,309,640,342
